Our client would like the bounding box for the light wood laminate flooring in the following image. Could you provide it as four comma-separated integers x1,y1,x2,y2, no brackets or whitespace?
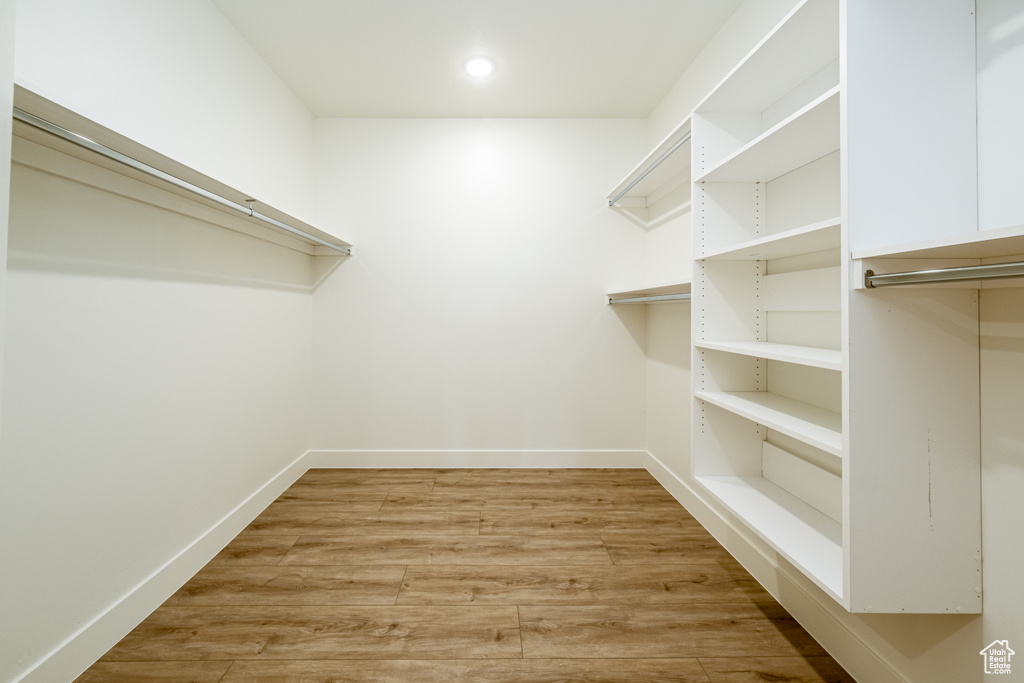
76,468,855,682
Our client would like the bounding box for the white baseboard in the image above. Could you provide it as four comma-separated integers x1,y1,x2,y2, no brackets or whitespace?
644,451,905,683
304,449,648,469
18,451,312,683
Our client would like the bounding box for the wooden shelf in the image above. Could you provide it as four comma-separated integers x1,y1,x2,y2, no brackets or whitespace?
702,218,841,261
696,87,840,184
607,119,691,208
696,475,843,601
696,341,842,371
696,390,842,457
696,0,840,114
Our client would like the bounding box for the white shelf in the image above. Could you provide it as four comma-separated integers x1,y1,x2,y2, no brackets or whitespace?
12,85,353,257
853,222,1024,261
607,281,691,305
702,218,841,261
696,0,840,114
696,87,840,184
696,390,842,457
607,119,691,207
696,474,843,601
696,341,842,372
608,281,691,299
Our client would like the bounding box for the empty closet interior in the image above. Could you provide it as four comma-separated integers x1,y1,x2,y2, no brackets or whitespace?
3,1,1023,682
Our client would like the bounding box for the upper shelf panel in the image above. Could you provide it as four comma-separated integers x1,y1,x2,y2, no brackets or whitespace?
853,223,1024,261
11,85,352,257
696,87,839,184
695,0,840,115
702,218,841,261
607,118,691,208
607,280,692,305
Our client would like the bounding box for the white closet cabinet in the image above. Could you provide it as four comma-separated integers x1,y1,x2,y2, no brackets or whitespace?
690,0,981,613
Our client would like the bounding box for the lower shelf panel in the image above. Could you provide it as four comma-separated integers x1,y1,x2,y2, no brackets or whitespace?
695,474,844,603
695,390,843,456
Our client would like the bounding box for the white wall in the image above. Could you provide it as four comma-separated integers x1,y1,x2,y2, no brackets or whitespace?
0,0,12,414
0,138,315,683
2,1,323,680
13,0,316,223
309,118,649,463
645,304,691,474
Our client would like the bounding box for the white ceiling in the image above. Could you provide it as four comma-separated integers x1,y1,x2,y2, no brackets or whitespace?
210,0,744,119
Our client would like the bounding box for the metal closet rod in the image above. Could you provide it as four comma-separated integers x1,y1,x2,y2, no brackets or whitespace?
12,107,352,256
865,261,1024,288
608,293,692,304
608,130,692,207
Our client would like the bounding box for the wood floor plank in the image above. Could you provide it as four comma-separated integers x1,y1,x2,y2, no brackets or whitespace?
73,661,232,682
208,535,299,565
260,498,386,513
301,468,441,483
219,658,712,682
380,492,644,511
429,483,638,499
640,501,701,517
397,564,775,605
279,535,613,566
432,469,567,486
291,469,437,494
277,488,391,503
480,510,708,535
699,656,857,682
632,488,687,504
244,509,480,535
556,468,661,485
519,603,828,659
166,565,406,606
101,605,521,661
602,531,737,564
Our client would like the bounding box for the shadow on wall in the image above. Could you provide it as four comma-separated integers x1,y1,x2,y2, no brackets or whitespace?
976,0,1024,71
609,302,647,355
8,150,338,294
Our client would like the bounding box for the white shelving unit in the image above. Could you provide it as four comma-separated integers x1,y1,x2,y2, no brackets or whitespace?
688,0,982,614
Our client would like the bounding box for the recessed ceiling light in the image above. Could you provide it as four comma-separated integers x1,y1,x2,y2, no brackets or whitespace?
464,56,495,78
